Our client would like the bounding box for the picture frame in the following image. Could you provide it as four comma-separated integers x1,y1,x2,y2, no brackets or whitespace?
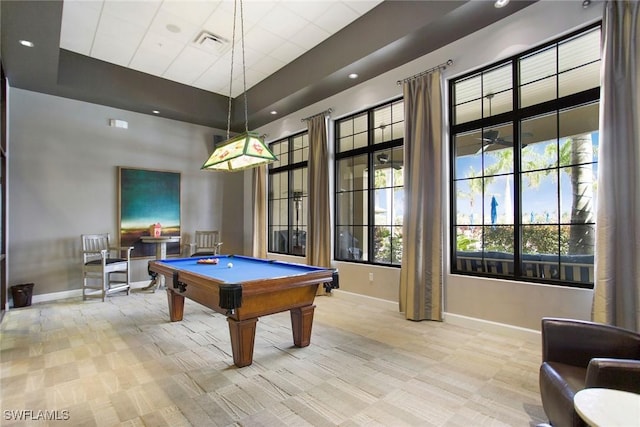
118,167,181,258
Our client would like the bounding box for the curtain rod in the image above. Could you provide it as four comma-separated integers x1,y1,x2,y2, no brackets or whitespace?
396,59,453,85
301,108,333,122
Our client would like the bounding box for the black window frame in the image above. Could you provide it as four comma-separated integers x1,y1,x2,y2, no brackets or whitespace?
267,131,309,257
334,97,405,266
449,22,602,289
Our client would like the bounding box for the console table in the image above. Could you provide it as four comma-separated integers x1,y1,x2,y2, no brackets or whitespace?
139,236,181,291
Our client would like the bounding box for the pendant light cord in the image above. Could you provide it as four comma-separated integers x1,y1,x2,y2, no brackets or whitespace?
226,0,238,140
225,0,250,139
240,0,249,133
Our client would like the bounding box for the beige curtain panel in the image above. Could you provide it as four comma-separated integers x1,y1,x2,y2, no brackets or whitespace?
593,0,640,331
306,114,332,269
252,165,267,259
399,71,444,321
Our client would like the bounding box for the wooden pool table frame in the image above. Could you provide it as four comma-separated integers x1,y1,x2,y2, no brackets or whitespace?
148,258,337,367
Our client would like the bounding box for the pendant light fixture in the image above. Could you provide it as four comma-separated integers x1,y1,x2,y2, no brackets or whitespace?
201,0,277,172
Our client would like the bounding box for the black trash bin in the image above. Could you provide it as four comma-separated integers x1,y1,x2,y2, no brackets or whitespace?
11,283,34,308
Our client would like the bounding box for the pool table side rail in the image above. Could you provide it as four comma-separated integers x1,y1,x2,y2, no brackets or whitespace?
148,260,335,296
149,259,336,321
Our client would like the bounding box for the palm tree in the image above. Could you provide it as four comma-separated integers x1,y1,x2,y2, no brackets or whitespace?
521,133,596,254
567,134,595,254
480,133,595,254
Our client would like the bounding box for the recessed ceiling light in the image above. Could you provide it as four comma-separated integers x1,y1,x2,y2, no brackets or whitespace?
152,110,160,114
494,0,509,8
270,110,277,115
19,40,34,47
348,73,358,79
166,24,181,33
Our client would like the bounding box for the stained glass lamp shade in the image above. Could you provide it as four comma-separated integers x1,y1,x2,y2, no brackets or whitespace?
201,131,277,172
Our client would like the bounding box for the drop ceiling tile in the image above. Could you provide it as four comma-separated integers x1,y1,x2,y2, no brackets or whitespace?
214,0,278,28
163,45,219,85
210,55,231,75
289,23,330,50
91,32,138,67
229,74,254,97
314,2,360,34
101,0,162,29
60,1,102,54
91,14,147,66
93,10,147,50
137,31,185,59
216,45,262,72
260,4,309,40
241,46,266,70
148,8,201,45
243,27,285,58
129,32,184,76
282,1,333,22
129,47,175,77
201,5,236,42
251,55,286,77
244,67,268,89
194,62,232,94
269,40,306,63
60,29,93,57
344,0,383,15
159,0,221,27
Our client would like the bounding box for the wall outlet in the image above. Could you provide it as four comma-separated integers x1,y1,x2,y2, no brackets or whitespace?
368,272,374,282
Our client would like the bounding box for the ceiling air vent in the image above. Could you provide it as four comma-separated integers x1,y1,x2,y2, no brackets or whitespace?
194,30,230,54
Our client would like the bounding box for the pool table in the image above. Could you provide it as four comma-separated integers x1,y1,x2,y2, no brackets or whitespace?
147,255,338,367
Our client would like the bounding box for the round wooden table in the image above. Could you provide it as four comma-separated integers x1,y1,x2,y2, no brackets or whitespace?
574,388,640,427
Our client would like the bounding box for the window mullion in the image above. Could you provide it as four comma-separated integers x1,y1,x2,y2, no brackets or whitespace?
367,109,375,263
512,57,523,278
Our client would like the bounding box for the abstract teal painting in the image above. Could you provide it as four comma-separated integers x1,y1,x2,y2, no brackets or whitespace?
119,167,181,258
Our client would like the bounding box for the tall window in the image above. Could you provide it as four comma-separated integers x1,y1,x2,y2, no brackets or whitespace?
268,132,309,256
335,99,405,265
450,24,601,288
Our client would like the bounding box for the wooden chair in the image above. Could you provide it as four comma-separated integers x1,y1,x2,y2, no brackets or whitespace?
187,230,223,256
81,233,133,301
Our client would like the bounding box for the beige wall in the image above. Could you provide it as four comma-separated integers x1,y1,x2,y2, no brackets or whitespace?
7,89,241,294
445,276,593,331
257,1,602,331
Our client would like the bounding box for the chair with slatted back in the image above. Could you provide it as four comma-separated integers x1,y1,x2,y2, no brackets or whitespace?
81,233,133,301
187,230,223,256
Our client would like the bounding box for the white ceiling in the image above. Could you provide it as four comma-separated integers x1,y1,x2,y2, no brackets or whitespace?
60,0,382,98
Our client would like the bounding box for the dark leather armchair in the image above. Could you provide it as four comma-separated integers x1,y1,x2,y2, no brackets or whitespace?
539,317,640,427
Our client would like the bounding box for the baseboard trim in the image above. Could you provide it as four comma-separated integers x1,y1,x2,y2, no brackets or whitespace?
331,289,399,311
332,290,540,343
32,289,82,304
25,281,151,305
444,313,540,343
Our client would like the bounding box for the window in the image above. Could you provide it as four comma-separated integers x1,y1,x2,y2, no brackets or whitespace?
268,132,309,256
450,24,601,288
335,99,405,265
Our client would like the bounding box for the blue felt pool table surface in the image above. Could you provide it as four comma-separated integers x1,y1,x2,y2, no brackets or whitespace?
156,255,330,283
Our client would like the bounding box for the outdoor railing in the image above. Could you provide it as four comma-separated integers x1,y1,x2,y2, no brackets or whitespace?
455,251,594,285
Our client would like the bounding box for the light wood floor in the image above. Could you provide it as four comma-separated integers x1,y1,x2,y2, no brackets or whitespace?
1,287,547,426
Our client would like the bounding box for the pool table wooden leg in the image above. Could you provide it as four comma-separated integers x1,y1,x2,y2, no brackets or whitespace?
167,289,185,322
227,318,258,368
291,304,315,347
